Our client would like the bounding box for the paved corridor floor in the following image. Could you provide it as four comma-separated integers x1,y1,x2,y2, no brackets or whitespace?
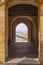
5,57,40,65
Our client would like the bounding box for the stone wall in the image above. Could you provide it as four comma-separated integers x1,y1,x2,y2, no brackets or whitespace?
40,4,43,64
0,5,5,62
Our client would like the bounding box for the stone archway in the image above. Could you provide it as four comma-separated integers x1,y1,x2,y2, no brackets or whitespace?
5,2,40,61
0,0,41,63
12,17,32,43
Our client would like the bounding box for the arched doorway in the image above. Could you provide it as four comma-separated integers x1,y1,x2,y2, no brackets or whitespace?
16,23,28,42
8,4,38,58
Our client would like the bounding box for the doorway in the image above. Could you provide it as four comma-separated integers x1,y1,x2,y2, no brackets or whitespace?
16,23,28,42
8,4,38,58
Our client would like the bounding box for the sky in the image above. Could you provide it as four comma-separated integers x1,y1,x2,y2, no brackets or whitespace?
16,23,28,33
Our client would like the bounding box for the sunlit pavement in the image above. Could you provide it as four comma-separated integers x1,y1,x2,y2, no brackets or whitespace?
3,57,40,65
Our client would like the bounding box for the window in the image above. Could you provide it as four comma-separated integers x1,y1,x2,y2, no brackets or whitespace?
15,23,28,42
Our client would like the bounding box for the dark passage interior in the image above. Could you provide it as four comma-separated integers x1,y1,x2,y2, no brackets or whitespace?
8,4,38,58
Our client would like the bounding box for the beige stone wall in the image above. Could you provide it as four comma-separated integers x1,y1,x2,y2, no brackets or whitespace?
40,4,43,65
0,5,5,62
40,16,43,65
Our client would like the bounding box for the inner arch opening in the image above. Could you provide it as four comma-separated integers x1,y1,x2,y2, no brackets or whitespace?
15,23,28,42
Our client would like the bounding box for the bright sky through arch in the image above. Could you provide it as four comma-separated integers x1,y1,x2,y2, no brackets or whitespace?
16,23,28,33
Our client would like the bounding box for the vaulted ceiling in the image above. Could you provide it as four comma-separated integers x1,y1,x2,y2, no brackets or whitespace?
8,4,38,16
